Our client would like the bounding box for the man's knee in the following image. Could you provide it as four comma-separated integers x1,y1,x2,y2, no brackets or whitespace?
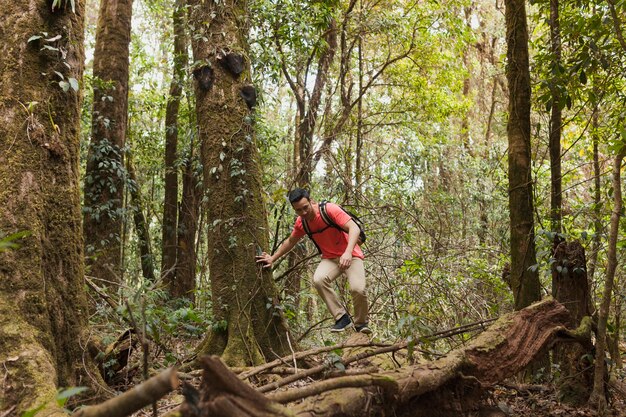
312,272,329,288
350,285,367,297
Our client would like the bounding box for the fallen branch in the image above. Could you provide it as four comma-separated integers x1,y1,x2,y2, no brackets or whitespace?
238,341,393,380
267,373,398,404
257,342,407,393
72,368,179,417
240,319,497,381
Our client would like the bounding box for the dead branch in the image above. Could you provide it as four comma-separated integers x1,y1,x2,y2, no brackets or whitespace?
72,368,179,417
267,373,397,404
257,342,407,393
238,341,393,380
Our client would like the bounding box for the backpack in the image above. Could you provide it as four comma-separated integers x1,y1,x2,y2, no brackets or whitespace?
302,201,366,252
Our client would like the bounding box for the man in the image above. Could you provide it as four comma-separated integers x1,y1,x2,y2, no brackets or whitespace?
256,188,371,334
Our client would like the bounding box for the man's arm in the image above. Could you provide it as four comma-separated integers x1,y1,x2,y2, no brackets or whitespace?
256,234,303,269
339,219,360,270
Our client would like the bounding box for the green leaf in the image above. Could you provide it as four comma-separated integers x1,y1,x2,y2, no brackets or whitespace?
56,386,88,407
579,70,587,85
59,81,70,92
21,403,46,417
0,231,31,252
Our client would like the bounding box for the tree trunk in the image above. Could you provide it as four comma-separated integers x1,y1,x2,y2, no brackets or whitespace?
0,1,103,413
83,0,134,286
504,0,541,310
355,21,364,197
162,0,188,288
174,150,201,302
188,0,291,366
128,158,156,282
291,18,338,188
587,106,602,284
180,299,579,417
551,240,593,405
589,149,625,411
548,0,562,234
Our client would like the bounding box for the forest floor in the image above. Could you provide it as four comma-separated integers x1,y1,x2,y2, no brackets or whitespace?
122,345,626,417
127,378,626,417
488,380,626,417
95,309,626,417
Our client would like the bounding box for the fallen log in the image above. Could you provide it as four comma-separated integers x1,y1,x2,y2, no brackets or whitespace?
181,298,581,417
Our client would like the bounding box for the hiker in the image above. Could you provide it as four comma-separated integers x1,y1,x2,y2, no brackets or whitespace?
256,188,371,334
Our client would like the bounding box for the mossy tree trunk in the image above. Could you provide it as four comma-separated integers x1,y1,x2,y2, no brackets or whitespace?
504,0,541,310
0,1,103,414
188,0,291,366
83,0,133,287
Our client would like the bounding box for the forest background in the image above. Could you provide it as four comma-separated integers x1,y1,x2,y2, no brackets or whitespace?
1,0,626,415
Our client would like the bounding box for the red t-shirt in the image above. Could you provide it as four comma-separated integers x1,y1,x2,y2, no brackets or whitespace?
291,202,364,260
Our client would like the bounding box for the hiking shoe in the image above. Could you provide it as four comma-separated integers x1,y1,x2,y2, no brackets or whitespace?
355,323,372,334
330,314,353,332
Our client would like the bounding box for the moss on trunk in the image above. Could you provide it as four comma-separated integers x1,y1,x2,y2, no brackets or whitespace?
0,1,104,413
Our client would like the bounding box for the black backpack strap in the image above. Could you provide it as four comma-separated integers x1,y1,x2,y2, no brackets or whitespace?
319,201,342,231
320,200,346,233
302,217,324,254
302,217,312,237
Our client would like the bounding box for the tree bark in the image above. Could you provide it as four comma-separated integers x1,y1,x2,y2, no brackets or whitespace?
83,0,134,286
587,106,602,284
188,0,291,366
0,1,104,413
162,0,188,290
551,240,593,405
589,149,625,411
128,158,156,282
175,150,201,302
504,0,541,310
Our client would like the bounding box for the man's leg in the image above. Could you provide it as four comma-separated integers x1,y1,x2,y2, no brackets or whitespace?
345,257,368,326
312,258,346,320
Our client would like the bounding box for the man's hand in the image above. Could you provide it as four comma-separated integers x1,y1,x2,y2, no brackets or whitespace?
339,251,352,270
256,252,273,269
